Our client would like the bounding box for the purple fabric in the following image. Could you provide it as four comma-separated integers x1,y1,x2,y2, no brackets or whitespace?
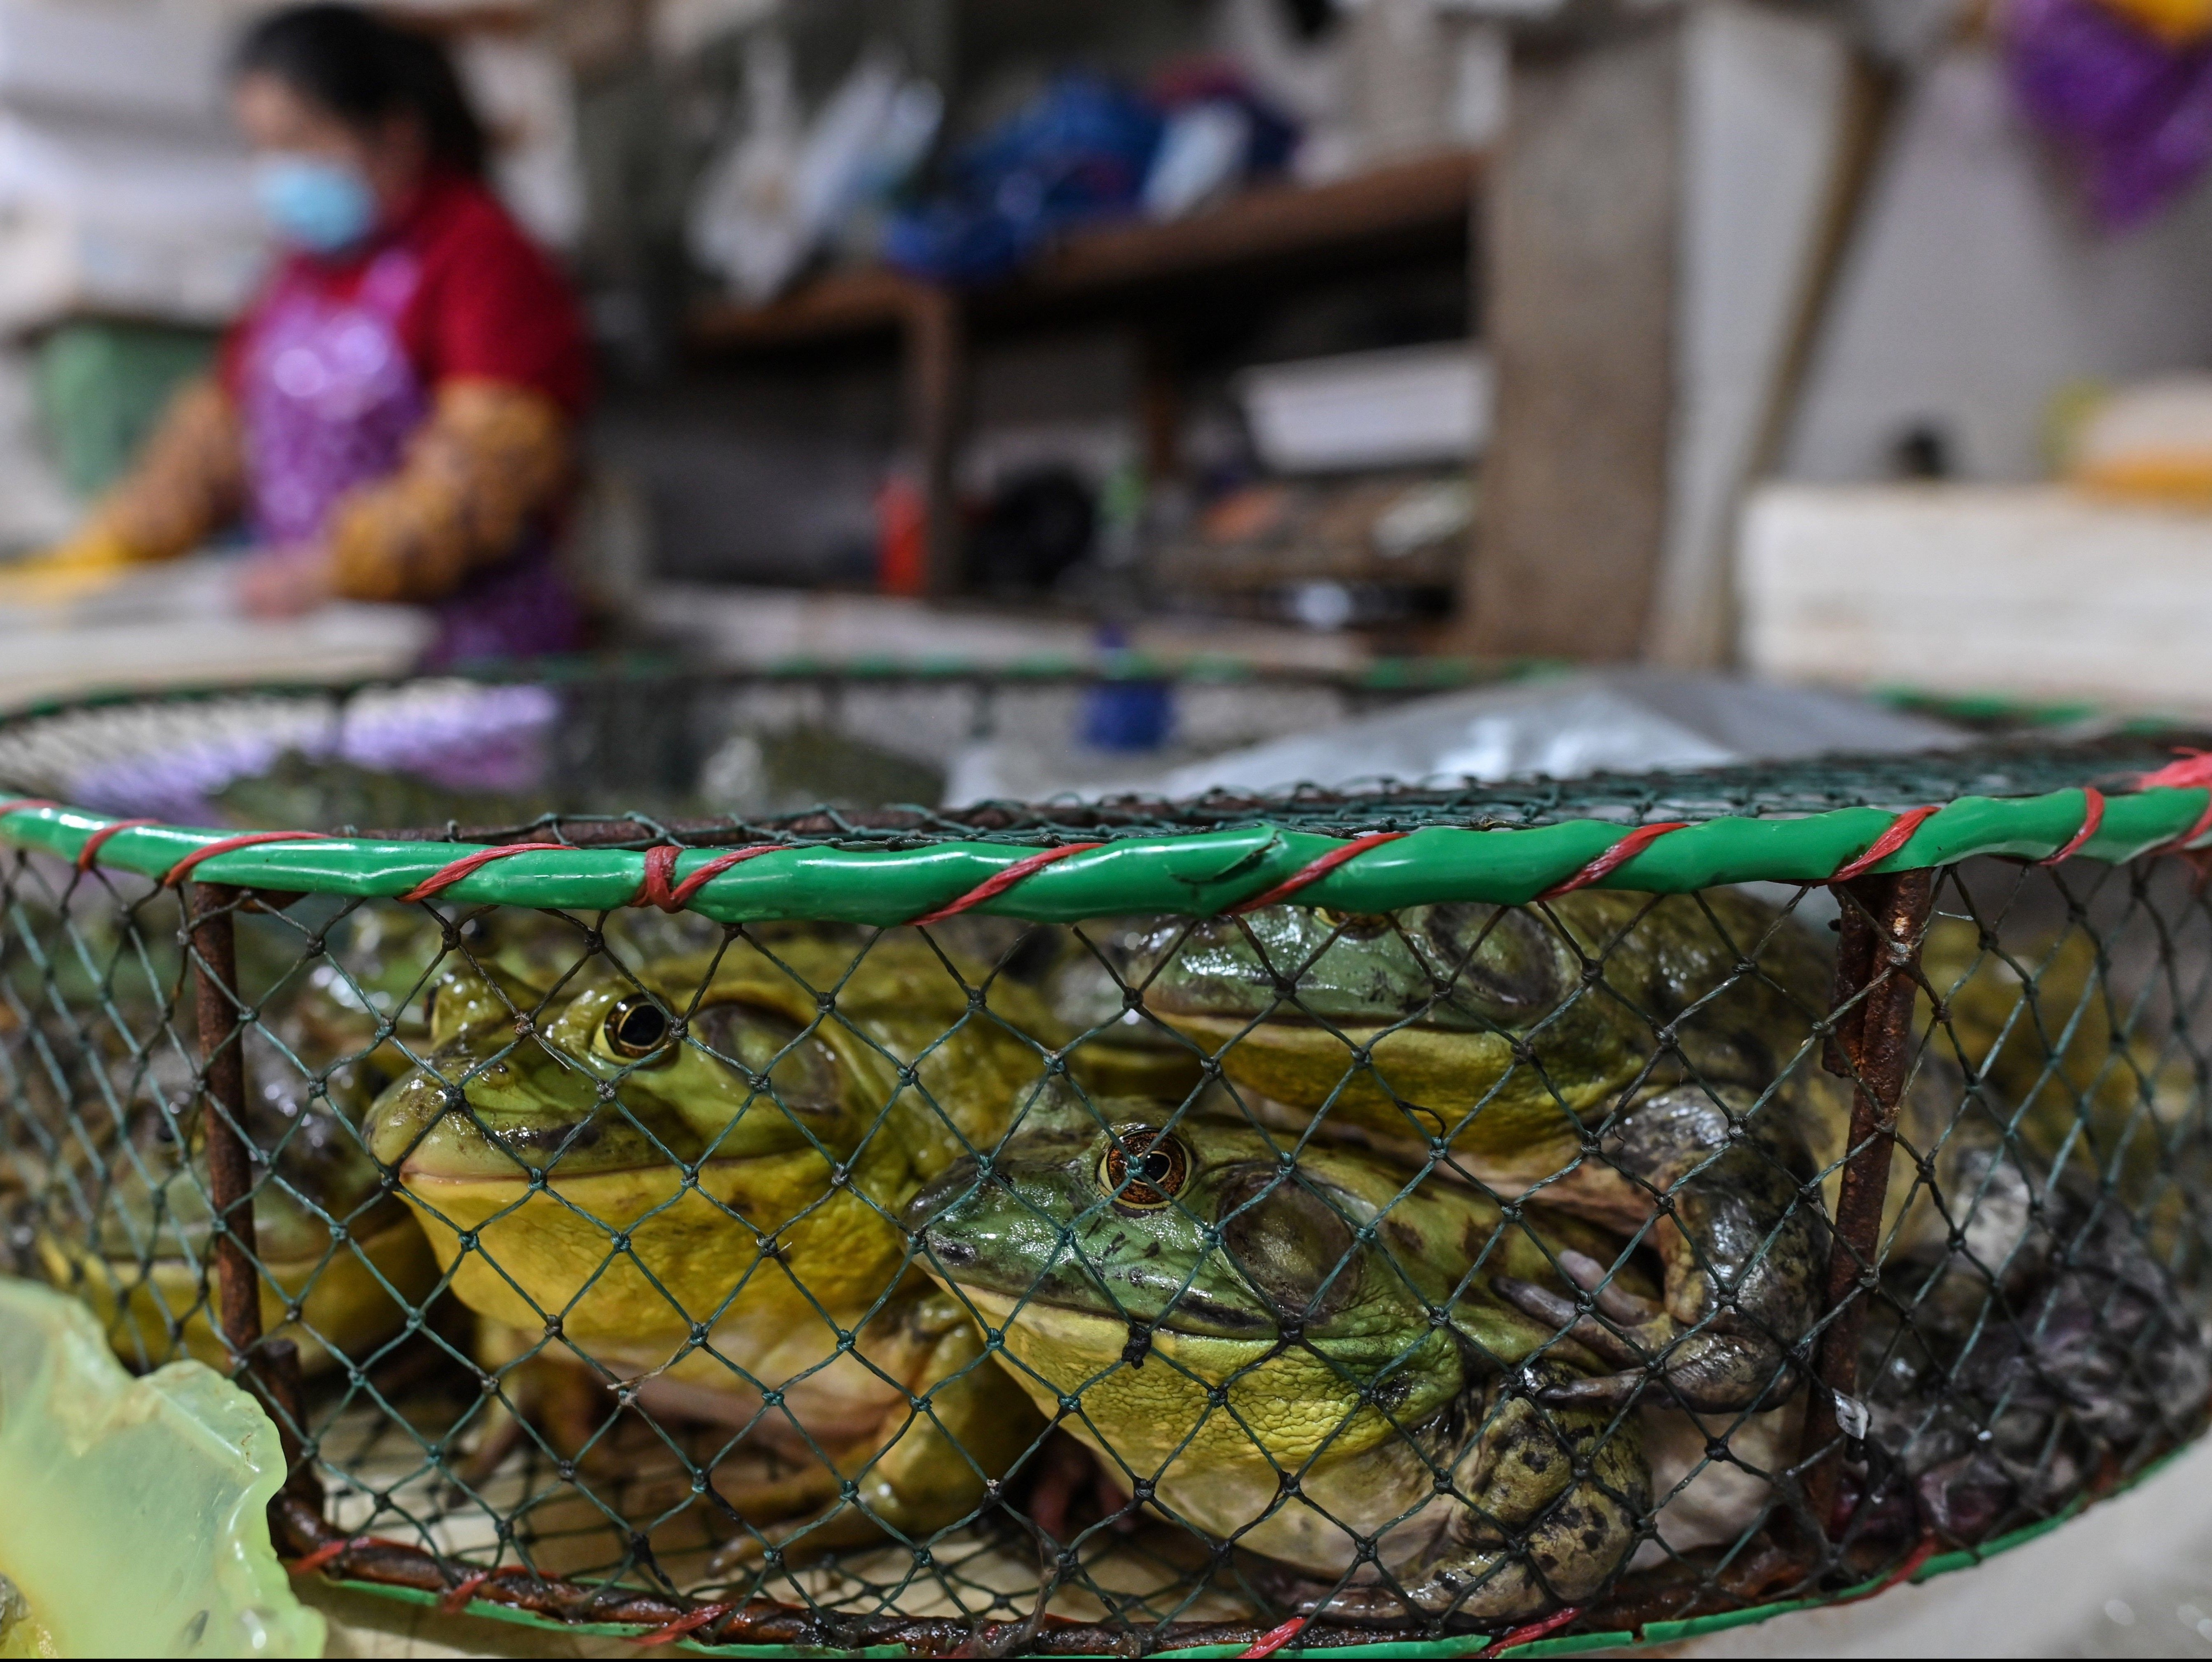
239,246,584,665
2004,0,2212,228
243,250,429,545
418,538,584,670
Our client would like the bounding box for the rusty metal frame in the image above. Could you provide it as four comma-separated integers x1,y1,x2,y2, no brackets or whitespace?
1797,869,1935,1544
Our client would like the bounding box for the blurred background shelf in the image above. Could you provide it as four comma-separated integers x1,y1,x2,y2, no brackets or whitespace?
687,150,1482,603
690,149,1480,349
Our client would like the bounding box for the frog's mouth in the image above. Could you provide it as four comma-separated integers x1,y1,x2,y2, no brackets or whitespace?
919,1232,1278,1340
1148,1002,1483,1035
950,1283,1279,1355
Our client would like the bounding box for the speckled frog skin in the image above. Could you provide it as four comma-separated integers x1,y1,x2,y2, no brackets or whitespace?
365,927,1049,1551
1141,892,1836,1414
909,1102,1651,1625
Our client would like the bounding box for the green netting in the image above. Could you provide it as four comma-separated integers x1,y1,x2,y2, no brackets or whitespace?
2,670,2208,1657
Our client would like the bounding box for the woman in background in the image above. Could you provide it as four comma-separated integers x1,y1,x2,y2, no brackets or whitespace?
25,3,592,665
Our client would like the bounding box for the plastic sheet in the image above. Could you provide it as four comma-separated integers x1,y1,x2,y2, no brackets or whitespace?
0,1277,323,1658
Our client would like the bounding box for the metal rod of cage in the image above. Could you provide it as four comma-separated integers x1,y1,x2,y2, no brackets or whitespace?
188,880,318,1527
1799,867,1934,1538
188,883,263,1364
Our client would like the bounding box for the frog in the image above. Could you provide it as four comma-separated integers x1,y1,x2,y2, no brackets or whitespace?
1858,1139,2211,1546
1139,892,1835,1416
1914,916,2209,1279
906,1100,1651,1626
364,925,1051,1554
36,1019,435,1377
28,899,591,1379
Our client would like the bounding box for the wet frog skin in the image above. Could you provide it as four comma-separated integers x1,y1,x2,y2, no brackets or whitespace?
365,929,1048,1554
1141,892,1833,1415
908,1103,1651,1625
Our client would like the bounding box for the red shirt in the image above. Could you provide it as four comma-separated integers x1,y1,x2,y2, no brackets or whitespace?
223,171,593,415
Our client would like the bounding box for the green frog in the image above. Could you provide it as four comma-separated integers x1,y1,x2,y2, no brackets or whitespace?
1140,894,1834,1415
908,1101,1651,1625
364,927,1049,1554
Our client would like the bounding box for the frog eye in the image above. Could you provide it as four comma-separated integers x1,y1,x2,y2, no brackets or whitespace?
603,995,674,1062
1100,1125,1192,1211
1316,909,1393,940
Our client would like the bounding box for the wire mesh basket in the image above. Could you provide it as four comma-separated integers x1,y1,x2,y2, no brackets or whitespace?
3,667,2210,1657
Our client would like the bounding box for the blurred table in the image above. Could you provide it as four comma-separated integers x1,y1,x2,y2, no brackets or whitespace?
0,554,429,713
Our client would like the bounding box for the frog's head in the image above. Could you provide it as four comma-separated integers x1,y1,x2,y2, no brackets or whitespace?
910,1102,1552,1359
1142,904,1575,1034
908,1103,1582,1471
365,943,919,1356
366,951,881,1185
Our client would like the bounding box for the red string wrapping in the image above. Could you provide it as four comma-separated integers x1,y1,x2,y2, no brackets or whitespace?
2039,786,2105,866
1837,1535,1939,1605
1234,1616,1307,1660
631,1601,735,1646
286,1535,379,1576
436,1570,491,1615
1535,823,1690,902
75,818,159,872
633,843,788,912
1830,803,1943,884
1227,831,1410,915
0,798,56,819
162,830,327,889
2137,749,2212,792
1478,1604,1586,1658
397,842,570,905
2159,793,2212,856
907,842,1105,927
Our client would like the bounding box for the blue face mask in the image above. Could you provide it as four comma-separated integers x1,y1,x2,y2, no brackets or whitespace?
253,153,378,254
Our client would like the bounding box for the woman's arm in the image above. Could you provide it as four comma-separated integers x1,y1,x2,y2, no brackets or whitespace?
323,379,571,603
80,376,248,563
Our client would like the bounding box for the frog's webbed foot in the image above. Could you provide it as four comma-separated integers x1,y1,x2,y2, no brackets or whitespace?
1495,1250,1799,1416
1529,1085,1826,1415
1304,1374,1647,1624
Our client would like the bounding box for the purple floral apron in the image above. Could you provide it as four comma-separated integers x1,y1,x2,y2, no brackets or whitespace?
242,247,584,667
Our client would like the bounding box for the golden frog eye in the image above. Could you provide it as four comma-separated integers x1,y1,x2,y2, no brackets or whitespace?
1100,1125,1192,1211
604,994,674,1062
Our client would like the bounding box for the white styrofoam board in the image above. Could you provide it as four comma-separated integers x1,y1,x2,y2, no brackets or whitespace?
0,557,428,709
1738,482,2212,714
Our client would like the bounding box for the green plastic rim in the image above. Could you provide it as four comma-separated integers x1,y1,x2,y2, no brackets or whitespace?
0,781,2205,925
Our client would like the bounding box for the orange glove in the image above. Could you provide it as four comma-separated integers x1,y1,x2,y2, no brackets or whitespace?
2093,0,2212,45
0,524,139,604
